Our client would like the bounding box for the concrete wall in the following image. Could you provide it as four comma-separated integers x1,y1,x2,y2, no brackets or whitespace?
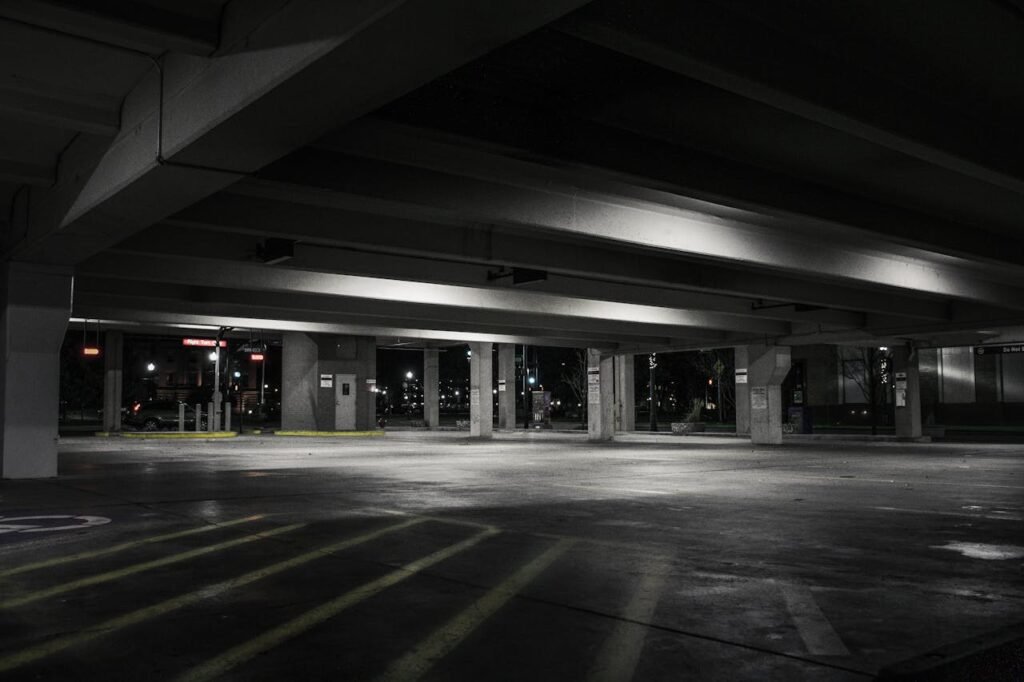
282,333,376,431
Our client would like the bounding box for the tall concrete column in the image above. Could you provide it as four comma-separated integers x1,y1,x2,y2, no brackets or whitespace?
892,345,922,439
102,330,124,432
282,331,319,430
469,342,493,438
497,344,516,430
0,264,73,478
423,348,439,429
738,344,791,445
613,354,635,432
587,349,614,441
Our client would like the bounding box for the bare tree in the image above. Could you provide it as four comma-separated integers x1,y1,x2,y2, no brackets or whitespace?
561,350,588,426
840,346,892,435
691,349,735,422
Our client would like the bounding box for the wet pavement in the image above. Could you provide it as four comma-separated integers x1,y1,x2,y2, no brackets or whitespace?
0,432,1021,680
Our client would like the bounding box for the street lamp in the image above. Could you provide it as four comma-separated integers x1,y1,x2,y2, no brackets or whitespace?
146,362,156,372
406,371,414,380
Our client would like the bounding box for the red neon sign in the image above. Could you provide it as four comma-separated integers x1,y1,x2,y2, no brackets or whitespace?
82,346,101,357
250,353,265,361
182,338,227,347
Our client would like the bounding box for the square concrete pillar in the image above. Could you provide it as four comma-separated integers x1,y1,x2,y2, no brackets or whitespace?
497,344,516,430
892,345,922,439
103,330,124,432
469,342,493,438
0,264,72,478
737,344,791,445
282,331,319,430
613,354,635,432
423,348,439,429
587,349,614,441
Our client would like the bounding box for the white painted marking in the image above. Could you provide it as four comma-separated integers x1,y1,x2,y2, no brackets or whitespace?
932,542,1024,560
548,483,672,496
778,583,850,656
0,515,111,535
588,568,668,682
873,506,1022,521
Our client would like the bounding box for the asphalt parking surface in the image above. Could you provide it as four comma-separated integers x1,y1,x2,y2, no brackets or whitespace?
0,432,1021,680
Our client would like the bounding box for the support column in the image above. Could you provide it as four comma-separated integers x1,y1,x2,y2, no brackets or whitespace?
423,348,439,429
587,349,614,441
282,331,319,430
892,345,922,439
102,330,124,432
497,344,516,430
469,342,493,438
613,354,635,432
1,264,73,478
738,344,792,445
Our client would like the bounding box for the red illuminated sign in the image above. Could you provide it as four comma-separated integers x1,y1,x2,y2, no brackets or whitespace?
250,353,265,361
82,346,101,357
182,338,227,348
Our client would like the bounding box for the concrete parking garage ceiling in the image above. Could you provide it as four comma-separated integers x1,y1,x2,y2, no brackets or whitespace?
2,0,1023,350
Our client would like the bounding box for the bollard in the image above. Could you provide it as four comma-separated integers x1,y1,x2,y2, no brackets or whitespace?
178,403,185,432
208,402,216,432
224,403,231,432
195,404,202,432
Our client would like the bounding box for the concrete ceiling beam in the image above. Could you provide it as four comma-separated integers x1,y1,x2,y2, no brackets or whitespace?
9,0,592,265
162,193,953,322
0,0,219,56
79,251,789,336
0,86,120,135
247,152,1024,310
557,3,1024,196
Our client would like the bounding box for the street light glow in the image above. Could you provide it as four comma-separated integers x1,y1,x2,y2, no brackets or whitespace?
146,362,156,372
406,371,414,380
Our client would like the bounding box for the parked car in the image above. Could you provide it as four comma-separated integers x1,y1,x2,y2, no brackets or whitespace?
125,400,206,431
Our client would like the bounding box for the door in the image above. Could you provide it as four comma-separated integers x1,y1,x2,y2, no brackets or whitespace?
334,373,357,430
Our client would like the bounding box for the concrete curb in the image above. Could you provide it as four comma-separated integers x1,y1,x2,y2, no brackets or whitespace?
113,431,239,439
274,430,385,437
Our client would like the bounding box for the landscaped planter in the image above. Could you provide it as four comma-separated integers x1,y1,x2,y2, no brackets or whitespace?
671,421,706,434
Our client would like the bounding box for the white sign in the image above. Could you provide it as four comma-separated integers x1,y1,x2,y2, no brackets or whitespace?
750,386,768,410
894,371,907,390
497,379,506,392
736,369,748,384
320,374,333,388
587,369,601,404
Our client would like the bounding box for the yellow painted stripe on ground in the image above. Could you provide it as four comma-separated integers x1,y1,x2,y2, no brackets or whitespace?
176,527,500,682
274,430,384,437
0,518,426,674
587,568,668,682
377,538,574,682
0,523,303,610
0,515,264,580
120,431,237,439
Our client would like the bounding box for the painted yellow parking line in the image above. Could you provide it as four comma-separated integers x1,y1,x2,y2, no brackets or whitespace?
0,518,426,674
587,567,668,682
0,523,303,610
0,515,263,579
377,538,574,682
176,527,500,682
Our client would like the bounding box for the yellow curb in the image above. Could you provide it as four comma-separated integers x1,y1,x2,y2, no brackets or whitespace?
274,430,385,437
120,431,238,439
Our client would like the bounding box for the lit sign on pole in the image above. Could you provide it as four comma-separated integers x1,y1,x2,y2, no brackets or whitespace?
250,353,265,361
182,338,227,348
82,346,101,358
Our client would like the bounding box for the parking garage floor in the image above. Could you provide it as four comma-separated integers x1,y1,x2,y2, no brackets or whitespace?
1,433,1021,680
